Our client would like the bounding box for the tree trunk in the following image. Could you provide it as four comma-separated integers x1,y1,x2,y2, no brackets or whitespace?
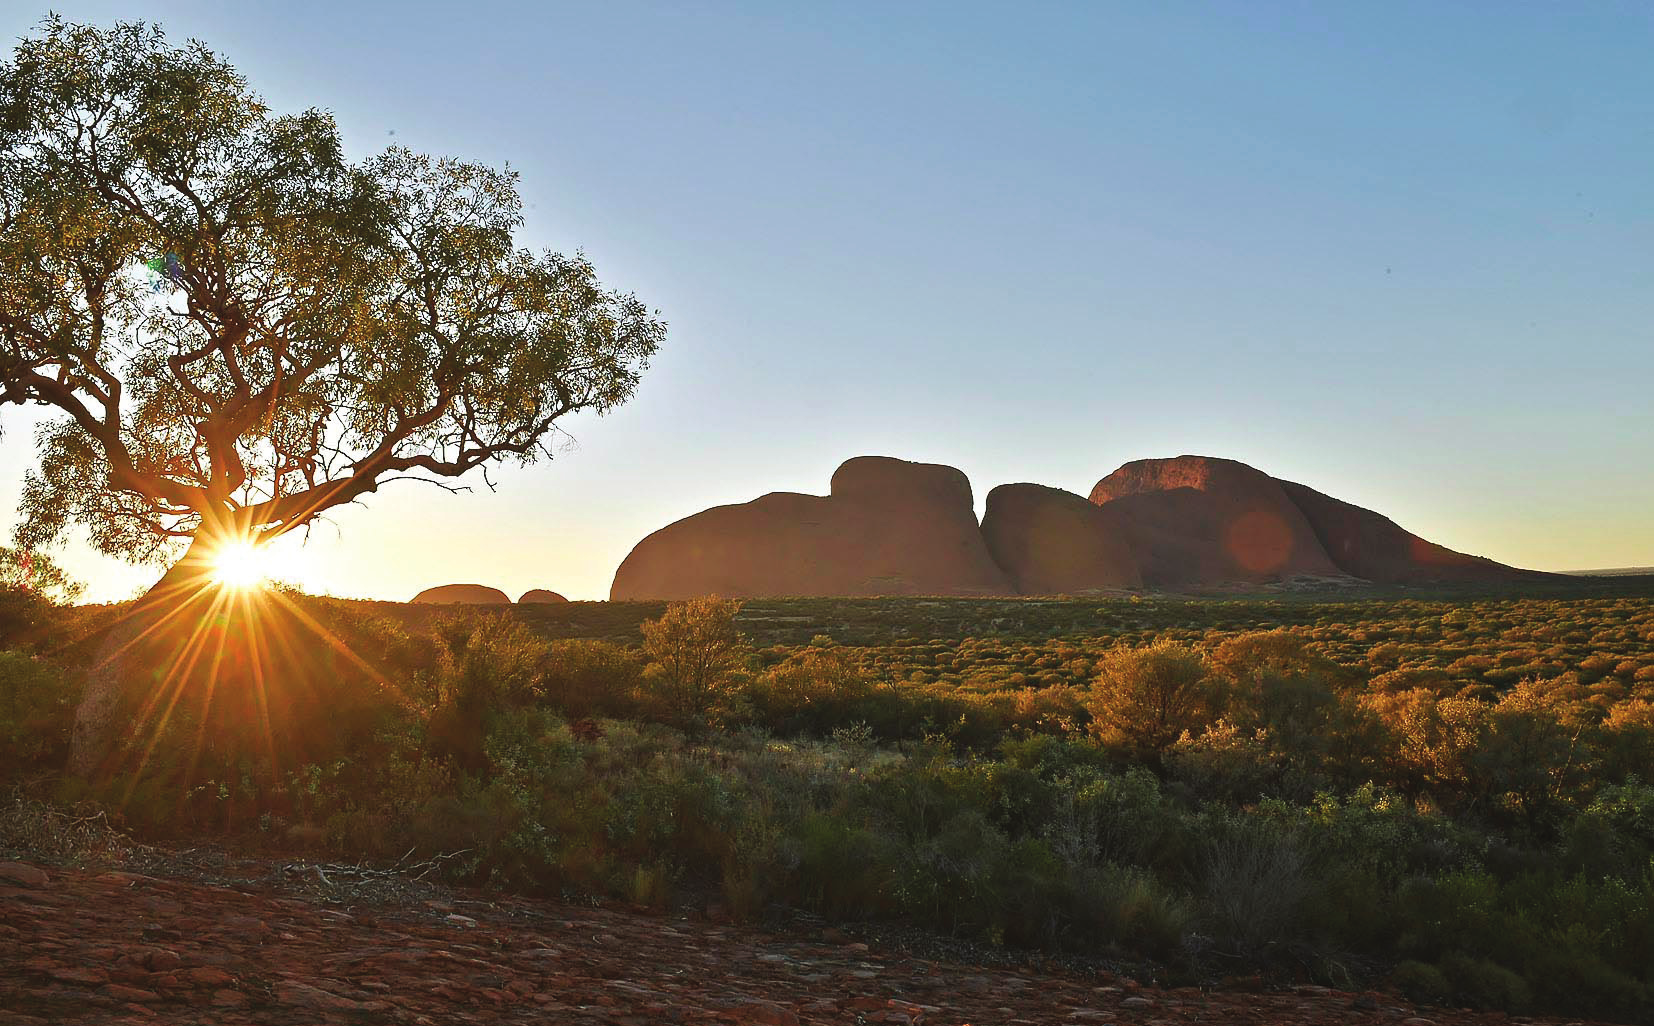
68,534,218,778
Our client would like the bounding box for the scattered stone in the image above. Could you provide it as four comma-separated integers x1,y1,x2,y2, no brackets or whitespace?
730,998,799,1025
0,862,48,888
181,966,233,988
276,979,386,1012
101,983,160,1003
0,860,1584,1026
141,949,181,972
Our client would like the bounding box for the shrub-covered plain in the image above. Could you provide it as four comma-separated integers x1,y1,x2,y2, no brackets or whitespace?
4,580,1654,1021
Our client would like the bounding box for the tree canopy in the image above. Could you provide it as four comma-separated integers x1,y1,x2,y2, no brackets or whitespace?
0,17,664,573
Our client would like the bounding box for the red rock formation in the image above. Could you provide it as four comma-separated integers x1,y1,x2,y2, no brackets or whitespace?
610,456,1014,600
1089,456,1343,587
1276,479,1547,584
518,589,569,604
411,584,511,605
980,483,1141,594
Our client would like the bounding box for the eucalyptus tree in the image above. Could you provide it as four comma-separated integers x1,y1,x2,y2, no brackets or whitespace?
0,18,664,601
0,18,663,774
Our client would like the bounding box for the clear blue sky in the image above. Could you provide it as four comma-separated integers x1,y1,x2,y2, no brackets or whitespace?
3,3,1651,601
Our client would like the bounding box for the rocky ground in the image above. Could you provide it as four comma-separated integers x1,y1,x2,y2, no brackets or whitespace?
0,858,1612,1026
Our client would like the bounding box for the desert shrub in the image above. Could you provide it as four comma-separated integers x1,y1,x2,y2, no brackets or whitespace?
640,597,750,724
1392,959,1452,1005
0,548,83,649
1526,952,1648,1020
1469,678,1584,829
1166,720,1279,803
427,614,550,768
0,586,59,650
1086,641,1217,758
1438,953,1532,1012
1564,778,1654,877
539,639,644,719
794,810,900,917
1074,861,1194,955
1070,766,1192,869
1304,784,1476,883
0,653,79,773
1360,688,1487,799
1198,820,1312,958
434,613,549,708
748,644,875,735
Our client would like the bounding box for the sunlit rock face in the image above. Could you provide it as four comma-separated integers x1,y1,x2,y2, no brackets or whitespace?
411,584,512,604
980,483,1141,594
517,589,569,604
1088,456,1343,587
610,456,1014,599
1275,478,1546,584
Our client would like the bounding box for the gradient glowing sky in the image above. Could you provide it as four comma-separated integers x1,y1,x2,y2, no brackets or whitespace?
2,3,1651,602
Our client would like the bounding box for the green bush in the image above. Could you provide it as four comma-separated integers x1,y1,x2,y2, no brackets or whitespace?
1439,953,1531,1013
1086,641,1216,757
540,639,644,719
1392,959,1451,1005
640,597,750,725
1198,821,1311,958
0,653,78,773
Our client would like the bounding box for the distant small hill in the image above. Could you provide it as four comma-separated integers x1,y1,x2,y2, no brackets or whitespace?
411,584,511,605
1563,566,1654,577
518,589,569,604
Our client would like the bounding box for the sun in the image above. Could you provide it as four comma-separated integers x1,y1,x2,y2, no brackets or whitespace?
210,540,271,591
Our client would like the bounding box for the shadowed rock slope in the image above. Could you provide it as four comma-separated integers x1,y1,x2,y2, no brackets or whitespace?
1088,456,1344,587
981,483,1141,594
1088,455,1544,588
1276,478,1548,585
610,456,1013,600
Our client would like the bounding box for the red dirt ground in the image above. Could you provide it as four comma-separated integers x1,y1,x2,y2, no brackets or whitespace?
0,858,1610,1025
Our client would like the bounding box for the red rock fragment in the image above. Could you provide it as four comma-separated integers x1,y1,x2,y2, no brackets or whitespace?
730,999,799,1026
181,966,233,988
141,949,181,972
0,862,48,888
275,979,386,1012
102,983,161,1003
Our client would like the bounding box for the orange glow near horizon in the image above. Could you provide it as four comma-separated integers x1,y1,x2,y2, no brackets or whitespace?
91,546,408,798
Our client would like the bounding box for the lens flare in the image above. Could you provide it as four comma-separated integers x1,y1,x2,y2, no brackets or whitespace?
211,540,270,591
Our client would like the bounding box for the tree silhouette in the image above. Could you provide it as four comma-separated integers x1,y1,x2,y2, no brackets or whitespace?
0,18,664,596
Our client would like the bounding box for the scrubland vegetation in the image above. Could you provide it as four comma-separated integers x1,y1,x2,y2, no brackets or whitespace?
4,576,1654,1021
